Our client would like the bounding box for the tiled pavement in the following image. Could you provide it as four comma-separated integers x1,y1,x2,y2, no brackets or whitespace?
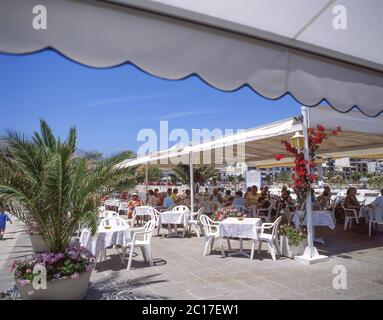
1,218,383,300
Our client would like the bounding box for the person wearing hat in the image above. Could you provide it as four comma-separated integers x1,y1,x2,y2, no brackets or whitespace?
127,192,144,218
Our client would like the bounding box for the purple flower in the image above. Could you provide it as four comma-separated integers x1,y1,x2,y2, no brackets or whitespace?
27,290,34,296
70,272,80,280
85,264,94,272
18,279,31,286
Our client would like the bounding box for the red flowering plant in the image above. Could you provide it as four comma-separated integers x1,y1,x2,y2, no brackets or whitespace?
275,124,341,207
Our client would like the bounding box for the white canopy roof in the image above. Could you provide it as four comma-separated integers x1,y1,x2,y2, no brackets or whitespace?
118,106,383,168
1,0,383,116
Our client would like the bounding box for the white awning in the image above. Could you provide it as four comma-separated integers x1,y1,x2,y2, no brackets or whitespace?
118,106,383,168
1,0,383,116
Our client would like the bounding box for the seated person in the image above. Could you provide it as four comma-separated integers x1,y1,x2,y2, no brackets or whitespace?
281,190,294,208
127,193,144,218
148,189,158,207
120,191,129,200
223,190,232,205
210,188,224,205
180,189,191,208
367,188,383,209
343,187,360,211
317,186,331,209
163,189,175,209
257,196,271,209
171,188,179,204
233,191,246,208
246,186,261,207
261,186,269,198
223,196,234,207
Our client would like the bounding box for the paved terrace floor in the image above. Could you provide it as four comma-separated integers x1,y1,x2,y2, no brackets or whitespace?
1,218,383,300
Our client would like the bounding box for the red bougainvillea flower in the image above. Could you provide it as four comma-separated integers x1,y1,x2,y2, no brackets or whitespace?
275,124,341,205
316,124,326,132
275,154,285,161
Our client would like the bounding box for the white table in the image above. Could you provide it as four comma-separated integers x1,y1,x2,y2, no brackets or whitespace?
292,210,335,245
104,199,120,209
80,225,131,260
158,211,190,237
218,217,262,257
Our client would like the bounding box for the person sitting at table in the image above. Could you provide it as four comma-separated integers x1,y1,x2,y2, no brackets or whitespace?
223,196,234,208
257,195,271,209
246,186,260,207
127,193,144,218
171,188,179,204
223,190,232,204
148,189,158,207
163,189,175,209
344,187,361,211
120,191,129,200
210,188,224,205
368,188,383,209
261,186,269,198
180,189,191,208
317,186,331,209
281,189,294,208
233,191,246,208
244,187,252,199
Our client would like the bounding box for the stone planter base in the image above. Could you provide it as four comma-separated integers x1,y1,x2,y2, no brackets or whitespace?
280,235,308,258
16,271,91,300
29,234,50,253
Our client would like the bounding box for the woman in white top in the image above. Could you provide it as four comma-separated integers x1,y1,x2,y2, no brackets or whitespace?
148,190,158,207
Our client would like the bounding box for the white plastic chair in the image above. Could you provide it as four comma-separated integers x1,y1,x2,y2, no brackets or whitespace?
256,203,274,222
118,202,128,215
369,209,383,237
122,220,156,270
172,205,190,212
251,216,282,261
99,216,127,227
132,206,155,226
341,202,360,230
199,200,214,214
188,208,204,238
199,214,231,256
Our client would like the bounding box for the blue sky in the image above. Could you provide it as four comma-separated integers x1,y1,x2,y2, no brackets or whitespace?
0,50,302,156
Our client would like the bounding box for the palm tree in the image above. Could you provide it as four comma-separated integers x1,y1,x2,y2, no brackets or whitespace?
136,166,163,183
171,165,219,185
0,120,136,253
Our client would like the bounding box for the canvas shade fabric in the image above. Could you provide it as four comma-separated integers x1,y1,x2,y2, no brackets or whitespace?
1,0,383,116
117,106,383,169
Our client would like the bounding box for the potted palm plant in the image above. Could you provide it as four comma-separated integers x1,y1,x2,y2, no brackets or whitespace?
0,120,135,299
279,224,308,258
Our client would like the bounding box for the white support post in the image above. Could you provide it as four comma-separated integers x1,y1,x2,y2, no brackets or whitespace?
145,162,149,202
234,162,238,192
189,152,195,212
295,106,329,265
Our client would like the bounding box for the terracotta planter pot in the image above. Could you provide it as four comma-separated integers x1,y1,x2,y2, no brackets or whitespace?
280,235,308,258
29,234,50,253
16,271,91,300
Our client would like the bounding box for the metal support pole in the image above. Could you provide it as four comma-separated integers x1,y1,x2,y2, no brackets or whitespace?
302,106,314,258
189,152,195,212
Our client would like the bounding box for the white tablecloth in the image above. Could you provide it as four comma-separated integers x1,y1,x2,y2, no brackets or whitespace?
104,199,120,207
218,217,262,239
292,210,336,229
80,226,131,258
159,211,189,226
